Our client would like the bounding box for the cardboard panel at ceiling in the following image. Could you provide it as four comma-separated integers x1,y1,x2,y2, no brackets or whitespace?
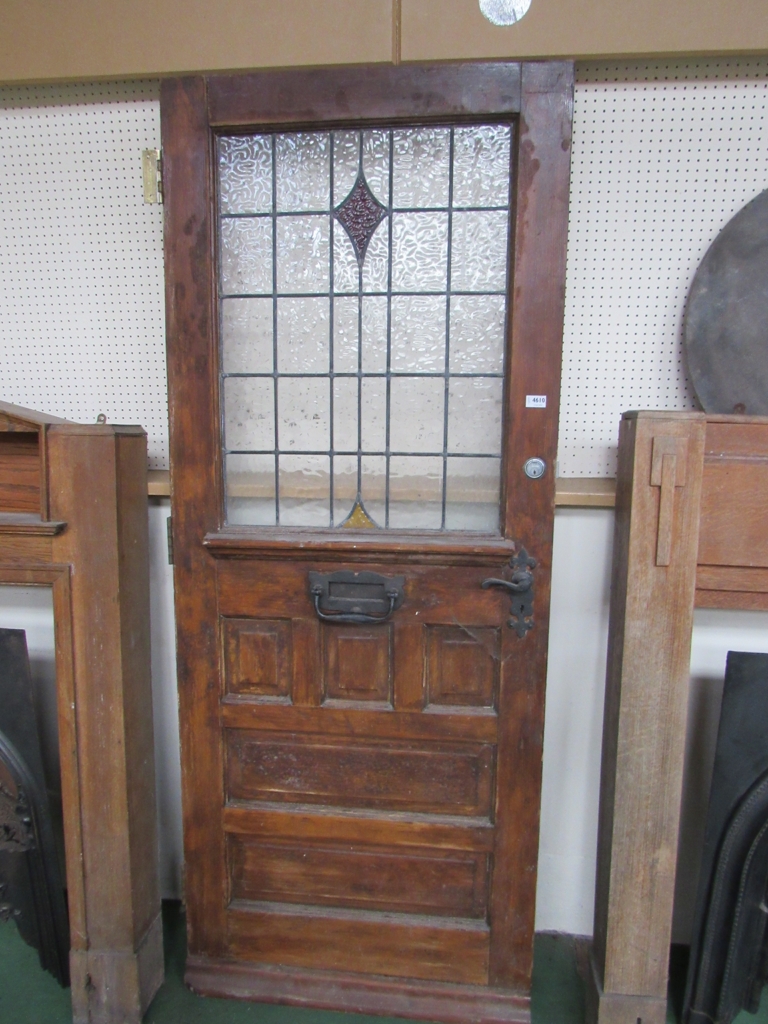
402,0,768,61
1,0,768,81
0,0,393,82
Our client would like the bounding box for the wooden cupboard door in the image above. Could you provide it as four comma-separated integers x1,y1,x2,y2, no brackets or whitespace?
162,61,573,1021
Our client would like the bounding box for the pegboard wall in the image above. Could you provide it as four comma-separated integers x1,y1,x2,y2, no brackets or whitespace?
1,62,768,476
561,58,768,476
0,81,167,468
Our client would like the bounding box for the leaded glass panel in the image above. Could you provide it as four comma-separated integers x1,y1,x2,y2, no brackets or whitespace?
218,123,512,531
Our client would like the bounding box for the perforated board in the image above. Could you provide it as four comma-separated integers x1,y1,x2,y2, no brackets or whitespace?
2,64,768,476
561,58,768,476
0,81,167,468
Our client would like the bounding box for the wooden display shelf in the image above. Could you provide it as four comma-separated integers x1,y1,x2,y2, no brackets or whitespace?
147,470,621,508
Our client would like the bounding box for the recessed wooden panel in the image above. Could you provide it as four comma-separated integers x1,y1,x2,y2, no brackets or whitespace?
226,732,494,816
427,626,499,708
323,625,391,704
229,837,488,918
0,433,40,514
223,618,291,699
227,902,490,985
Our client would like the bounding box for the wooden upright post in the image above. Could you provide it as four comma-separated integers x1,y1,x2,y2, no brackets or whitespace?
48,424,163,1024
588,412,706,1024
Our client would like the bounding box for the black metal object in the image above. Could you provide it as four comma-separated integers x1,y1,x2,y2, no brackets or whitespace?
308,570,404,624
684,186,768,416
0,629,69,986
481,546,536,638
684,652,768,1024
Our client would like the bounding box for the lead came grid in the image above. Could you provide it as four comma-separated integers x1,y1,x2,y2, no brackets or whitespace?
218,125,512,531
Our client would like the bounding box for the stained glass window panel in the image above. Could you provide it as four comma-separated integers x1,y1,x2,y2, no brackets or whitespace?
219,136,272,215
391,296,446,373
389,378,445,454
218,122,513,531
276,216,330,293
275,133,330,212
221,298,273,374
220,218,272,295
226,454,276,526
277,378,330,451
276,298,329,374
449,295,506,374
223,378,274,451
452,125,511,208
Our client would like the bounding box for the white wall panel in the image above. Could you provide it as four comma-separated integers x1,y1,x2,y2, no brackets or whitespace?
0,81,166,467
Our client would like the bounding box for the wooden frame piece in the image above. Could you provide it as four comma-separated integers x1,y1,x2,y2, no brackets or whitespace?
589,411,768,1024
0,405,163,1024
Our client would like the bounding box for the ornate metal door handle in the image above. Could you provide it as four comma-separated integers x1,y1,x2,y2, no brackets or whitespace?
482,547,537,638
309,570,404,625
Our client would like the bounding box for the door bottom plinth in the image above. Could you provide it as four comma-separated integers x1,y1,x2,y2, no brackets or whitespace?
185,955,531,1024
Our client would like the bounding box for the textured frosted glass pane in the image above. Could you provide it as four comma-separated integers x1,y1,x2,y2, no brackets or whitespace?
276,133,330,212
333,224,359,294
277,217,329,293
333,297,358,372
226,453,276,526
389,456,442,530
333,131,360,207
221,297,273,373
449,295,506,373
391,213,448,292
362,130,390,206
451,211,508,292
361,454,386,526
361,377,386,452
445,457,500,532
361,218,389,293
361,297,387,373
391,296,446,373
279,454,330,527
219,136,272,215
276,297,329,373
389,378,444,453
278,377,330,451
452,126,511,209
448,378,503,455
392,128,450,208
224,378,274,450
333,377,358,454
221,218,273,295
333,454,358,522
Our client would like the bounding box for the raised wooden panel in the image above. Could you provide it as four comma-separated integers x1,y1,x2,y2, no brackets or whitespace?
228,837,488,918
223,618,292,699
223,804,495,853
0,433,40,514
227,903,490,985
323,625,392,704
427,626,499,709
226,732,495,816
698,418,768,568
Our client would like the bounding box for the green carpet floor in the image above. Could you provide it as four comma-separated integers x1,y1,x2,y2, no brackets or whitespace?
0,902,763,1024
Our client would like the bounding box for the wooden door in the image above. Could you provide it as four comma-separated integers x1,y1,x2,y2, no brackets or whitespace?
162,63,573,1024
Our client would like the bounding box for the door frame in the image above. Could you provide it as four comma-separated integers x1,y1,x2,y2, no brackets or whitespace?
162,59,573,1009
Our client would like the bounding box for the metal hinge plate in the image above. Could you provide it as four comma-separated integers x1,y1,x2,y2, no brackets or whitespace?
142,148,163,204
